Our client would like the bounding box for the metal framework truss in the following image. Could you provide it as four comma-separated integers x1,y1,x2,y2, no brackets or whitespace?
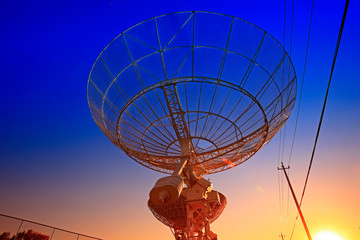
162,83,190,142
148,191,226,239
88,11,297,174
87,11,298,240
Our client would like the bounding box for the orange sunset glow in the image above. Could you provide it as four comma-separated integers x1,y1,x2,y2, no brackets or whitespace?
1,0,359,240
313,231,345,240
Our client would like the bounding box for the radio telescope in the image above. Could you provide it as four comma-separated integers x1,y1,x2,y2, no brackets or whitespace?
87,11,296,239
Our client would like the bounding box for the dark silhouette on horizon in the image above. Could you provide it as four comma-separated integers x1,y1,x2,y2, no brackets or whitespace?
0,230,49,240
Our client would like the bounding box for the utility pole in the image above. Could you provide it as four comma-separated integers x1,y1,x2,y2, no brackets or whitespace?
280,233,285,240
279,162,312,240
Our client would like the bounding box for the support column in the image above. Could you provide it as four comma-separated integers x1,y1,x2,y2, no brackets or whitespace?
279,162,312,240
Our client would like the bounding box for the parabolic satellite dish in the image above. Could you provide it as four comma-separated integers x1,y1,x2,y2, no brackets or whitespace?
88,11,296,239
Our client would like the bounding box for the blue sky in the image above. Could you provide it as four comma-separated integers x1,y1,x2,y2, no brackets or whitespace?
0,0,359,239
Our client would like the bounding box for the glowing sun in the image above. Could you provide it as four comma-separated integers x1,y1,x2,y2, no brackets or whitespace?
313,231,345,240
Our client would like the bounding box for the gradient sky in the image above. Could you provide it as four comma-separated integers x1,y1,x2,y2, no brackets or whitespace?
0,0,359,240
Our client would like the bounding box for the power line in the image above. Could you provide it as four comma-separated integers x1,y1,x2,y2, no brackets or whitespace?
288,2,316,238
299,0,350,206
288,0,315,166
287,0,317,238
286,0,295,234
289,0,295,57
278,0,288,234
279,0,296,236
289,0,350,239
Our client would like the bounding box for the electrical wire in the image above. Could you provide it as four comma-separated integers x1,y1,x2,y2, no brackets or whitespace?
289,0,350,239
277,0,287,235
286,0,295,235
299,0,350,206
288,0,316,237
279,0,297,237
288,0,315,166
278,0,297,236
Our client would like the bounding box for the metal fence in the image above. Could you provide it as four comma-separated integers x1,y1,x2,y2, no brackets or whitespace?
0,213,103,240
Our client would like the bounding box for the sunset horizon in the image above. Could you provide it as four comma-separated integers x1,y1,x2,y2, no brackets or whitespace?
1,0,359,239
